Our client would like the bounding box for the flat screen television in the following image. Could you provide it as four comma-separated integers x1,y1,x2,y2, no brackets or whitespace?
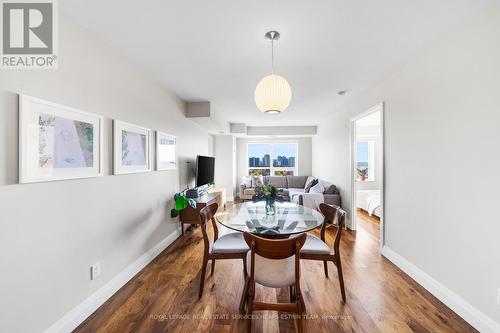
196,155,215,187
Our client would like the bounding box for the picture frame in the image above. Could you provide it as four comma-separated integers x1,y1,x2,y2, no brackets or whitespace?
156,131,177,171
113,120,151,174
19,94,104,183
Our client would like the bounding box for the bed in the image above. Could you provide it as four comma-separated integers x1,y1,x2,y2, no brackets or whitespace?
357,190,382,217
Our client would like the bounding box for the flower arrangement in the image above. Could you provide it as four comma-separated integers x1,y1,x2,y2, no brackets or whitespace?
253,184,280,215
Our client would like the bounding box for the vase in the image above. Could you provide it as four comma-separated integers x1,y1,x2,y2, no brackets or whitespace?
265,197,276,215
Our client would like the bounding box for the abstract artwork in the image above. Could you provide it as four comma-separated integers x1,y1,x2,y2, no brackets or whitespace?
156,131,176,171
19,95,103,183
114,120,151,174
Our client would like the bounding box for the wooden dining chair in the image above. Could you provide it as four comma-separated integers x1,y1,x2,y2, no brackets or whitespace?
240,232,307,333
300,203,347,302
197,202,249,299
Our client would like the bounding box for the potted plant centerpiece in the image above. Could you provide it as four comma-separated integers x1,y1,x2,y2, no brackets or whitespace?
254,184,278,215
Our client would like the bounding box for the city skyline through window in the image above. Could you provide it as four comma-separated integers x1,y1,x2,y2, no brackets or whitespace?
248,143,297,176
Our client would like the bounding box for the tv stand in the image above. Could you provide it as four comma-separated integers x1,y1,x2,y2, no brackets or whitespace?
180,188,226,235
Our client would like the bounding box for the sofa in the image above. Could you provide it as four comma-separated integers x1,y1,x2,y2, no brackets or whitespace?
239,175,341,207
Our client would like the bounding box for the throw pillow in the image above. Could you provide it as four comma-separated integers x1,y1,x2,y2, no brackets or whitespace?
309,182,325,194
304,178,318,193
324,184,338,194
251,175,263,188
242,175,252,188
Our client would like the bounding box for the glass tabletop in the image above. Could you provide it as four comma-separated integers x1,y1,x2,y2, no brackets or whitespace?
216,201,324,237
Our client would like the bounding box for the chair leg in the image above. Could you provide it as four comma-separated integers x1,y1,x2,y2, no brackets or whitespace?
323,261,329,277
296,292,304,333
336,259,346,303
243,255,248,277
199,256,208,299
210,259,216,276
247,287,253,333
239,277,250,314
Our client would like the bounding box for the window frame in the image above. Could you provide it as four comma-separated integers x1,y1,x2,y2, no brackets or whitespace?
247,142,299,177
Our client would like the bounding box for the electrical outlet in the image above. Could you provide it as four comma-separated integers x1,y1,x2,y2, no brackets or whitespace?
90,262,101,280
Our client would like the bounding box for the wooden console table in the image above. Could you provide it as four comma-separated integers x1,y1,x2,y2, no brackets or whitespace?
179,188,226,235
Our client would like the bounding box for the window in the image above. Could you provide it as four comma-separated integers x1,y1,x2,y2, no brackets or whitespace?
356,141,375,181
248,143,297,176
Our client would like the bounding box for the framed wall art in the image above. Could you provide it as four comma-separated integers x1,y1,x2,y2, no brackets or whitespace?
19,95,103,183
113,120,151,174
156,131,176,171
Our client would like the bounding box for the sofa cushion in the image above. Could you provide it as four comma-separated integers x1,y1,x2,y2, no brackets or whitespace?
286,175,308,189
251,175,263,188
304,178,318,193
264,176,288,188
241,175,252,188
243,188,256,196
309,182,325,194
324,184,338,194
288,188,305,203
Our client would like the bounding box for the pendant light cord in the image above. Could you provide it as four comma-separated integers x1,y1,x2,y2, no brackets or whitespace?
271,39,274,75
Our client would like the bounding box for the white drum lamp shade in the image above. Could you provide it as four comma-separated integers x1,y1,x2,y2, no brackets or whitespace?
255,74,292,114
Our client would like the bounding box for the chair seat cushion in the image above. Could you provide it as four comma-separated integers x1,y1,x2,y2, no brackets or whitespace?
300,234,330,255
246,251,296,288
212,233,249,254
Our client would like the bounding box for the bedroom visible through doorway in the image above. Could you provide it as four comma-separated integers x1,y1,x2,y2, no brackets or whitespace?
350,103,384,248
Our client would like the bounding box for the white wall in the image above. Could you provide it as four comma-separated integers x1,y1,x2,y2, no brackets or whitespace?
236,137,312,189
214,135,236,200
0,15,210,333
312,4,500,329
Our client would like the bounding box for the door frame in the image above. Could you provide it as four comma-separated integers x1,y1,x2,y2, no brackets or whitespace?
349,102,385,250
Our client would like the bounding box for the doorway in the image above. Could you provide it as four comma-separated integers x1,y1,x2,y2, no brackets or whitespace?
350,103,385,249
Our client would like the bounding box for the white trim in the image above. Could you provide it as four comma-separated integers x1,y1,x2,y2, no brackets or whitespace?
382,246,500,333
349,102,385,250
43,228,181,333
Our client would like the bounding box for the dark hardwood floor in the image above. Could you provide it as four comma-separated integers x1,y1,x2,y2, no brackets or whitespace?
74,208,476,333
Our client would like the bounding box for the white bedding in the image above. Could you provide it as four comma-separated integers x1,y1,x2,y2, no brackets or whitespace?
357,190,382,217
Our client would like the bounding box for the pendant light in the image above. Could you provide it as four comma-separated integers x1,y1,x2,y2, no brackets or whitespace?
254,31,292,114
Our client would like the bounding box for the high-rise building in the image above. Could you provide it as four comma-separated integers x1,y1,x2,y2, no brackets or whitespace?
263,154,270,167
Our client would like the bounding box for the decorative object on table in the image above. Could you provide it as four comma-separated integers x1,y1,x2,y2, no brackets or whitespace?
253,184,279,215
19,94,103,183
156,131,176,171
170,191,196,218
254,31,292,114
357,168,368,181
113,120,151,174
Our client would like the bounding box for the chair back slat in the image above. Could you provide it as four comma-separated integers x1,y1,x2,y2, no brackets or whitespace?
243,232,307,259
199,202,219,245
319,203,346,253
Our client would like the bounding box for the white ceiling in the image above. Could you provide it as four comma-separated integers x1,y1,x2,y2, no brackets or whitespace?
61,0,492,126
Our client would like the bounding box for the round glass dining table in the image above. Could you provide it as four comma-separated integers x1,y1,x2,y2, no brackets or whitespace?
216,201,324,237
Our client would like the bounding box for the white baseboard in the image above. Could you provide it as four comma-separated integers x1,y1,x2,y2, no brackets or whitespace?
44,228,181,333
381,246,500,333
